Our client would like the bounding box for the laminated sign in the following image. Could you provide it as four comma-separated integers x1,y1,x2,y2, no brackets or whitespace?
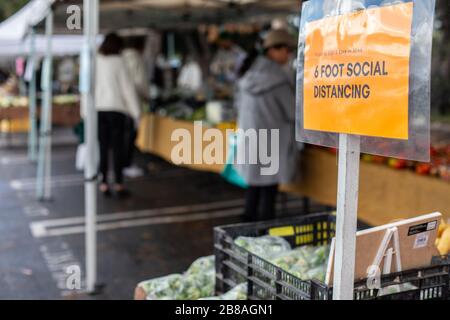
303,2,413,140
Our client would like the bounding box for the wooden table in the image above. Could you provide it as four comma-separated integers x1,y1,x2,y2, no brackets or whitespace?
0,103,81,129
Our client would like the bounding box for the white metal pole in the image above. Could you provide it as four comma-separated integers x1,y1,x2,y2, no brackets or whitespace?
83,0,99,293
332,133,360,300
28,28,38,162
36,10,54,201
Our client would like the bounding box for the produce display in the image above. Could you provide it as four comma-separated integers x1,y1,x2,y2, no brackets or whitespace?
234,236,292,260
137,230,449,300
436,219,450,256
138,274,183,300
0,95,80,108
135,227,332,300
153,89,208,122
52,94,80,105
234,233,448,287
157,102,202,121
380,145,450,181
234,235,330,282
152,89,238,124
378,283,418,297
269,245,331,282
0,96,28,108
200,284,247,301
138,255,215,300
321,145,450,182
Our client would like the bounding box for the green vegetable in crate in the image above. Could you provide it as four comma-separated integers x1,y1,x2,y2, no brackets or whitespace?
186,255,215,275
53,94,79,105
178,256,216,299
310,245,328,266
144,255,216,300
189,107,207,121
177,269,215,300
379,283,417,297
305,265,327,281
200,283,247,300
140,274,183,300
234,236,291,259
270,244,331,282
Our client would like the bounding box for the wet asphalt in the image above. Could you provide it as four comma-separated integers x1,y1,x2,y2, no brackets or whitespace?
0,128,315,300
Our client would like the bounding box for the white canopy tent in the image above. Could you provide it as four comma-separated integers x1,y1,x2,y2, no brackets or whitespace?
0,0,53,41
0,35,102,58
40,0,301,32
0,0,55,174
1,0,303,295
65,0,303,294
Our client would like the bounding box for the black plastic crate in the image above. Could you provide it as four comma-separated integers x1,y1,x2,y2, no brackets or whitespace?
214,212,450,300
432,254,450,299
214,212,335,297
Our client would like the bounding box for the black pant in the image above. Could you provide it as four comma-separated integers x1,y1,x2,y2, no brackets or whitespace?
244,185,279,222
98,111,126,185
124,116,137,168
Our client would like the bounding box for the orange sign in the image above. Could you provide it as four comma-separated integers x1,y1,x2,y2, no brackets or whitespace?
303,2,413,140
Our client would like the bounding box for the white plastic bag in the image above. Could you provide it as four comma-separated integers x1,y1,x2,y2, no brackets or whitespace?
75,143,87,171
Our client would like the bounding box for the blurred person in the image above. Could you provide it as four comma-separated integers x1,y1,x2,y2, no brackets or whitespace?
0,74,19,96
177,55,203,93
123,37,150,103
96,33,141,197
210,32,246,95
235,29,298,222
0,67,8,83
57,57,76,94
122,37,150,178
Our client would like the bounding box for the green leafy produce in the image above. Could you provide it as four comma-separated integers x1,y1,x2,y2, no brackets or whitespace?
186,255,214,275
142,256,216,300
234,236,292,260
188,107,207,121
269,244,331,282
221,283,247,300
53,94,79,105
138,274,183,300
234,235,330,282
0,96,28,108
175,270,215,300
377,283,418,297
200,283,247,300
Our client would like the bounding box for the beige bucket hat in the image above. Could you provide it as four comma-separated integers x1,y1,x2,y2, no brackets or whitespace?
263,29,297,49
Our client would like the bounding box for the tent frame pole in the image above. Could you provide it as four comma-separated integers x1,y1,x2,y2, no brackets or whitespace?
28,27,38,162
83,0,99,294
36,9,53,201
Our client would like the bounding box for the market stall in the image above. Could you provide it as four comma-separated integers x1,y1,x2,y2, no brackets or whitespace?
3,0,447,301
135,211,450,300
53,0,300,295
137,113,450,226
0,95,81,130
0,35,97,58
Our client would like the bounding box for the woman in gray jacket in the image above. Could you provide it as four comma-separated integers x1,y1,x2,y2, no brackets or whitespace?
236,29,298,222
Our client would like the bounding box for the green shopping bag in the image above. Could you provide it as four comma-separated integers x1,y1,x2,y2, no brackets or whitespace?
221,133,248,189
